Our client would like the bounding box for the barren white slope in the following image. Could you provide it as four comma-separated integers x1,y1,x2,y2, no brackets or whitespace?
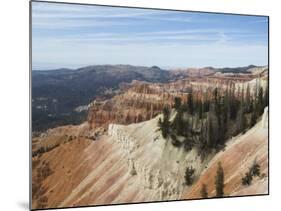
108,113,209,202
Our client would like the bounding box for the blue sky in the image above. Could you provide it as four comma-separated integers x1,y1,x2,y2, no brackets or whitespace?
32,1,268,70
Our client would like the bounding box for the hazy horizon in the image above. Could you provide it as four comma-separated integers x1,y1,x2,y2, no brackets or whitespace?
31,63,268,71
32,2,268,70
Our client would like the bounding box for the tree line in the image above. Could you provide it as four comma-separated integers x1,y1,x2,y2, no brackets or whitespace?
158,81,268,160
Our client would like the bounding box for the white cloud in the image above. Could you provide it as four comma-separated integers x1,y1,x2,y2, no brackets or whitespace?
31,1,268,69
32,2,175,29
32,37,268,69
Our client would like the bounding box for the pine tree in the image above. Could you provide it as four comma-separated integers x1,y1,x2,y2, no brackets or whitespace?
174,97,182,111
245,84,251,113
237,86,241,106
242,113,247,134
188,89,194,115
240,85,245,112
225,83,231,119
249,99,254,113
250,160,261,177
213,88,219,106
185,166,195,186
163,106,170,118
239,108,247,134
215,162,224,197
208,118,215,148
203,100,210,113
172,110,185,136
200,184,208,198
263,83,269,108
199,100,203,119
158,107,171,138
257,87,264,115
158,117,162,125
222,95,228,128
250,111,257,127
229,83,238,120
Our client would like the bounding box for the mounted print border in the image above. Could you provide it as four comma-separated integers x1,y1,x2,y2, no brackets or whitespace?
30,1,269,210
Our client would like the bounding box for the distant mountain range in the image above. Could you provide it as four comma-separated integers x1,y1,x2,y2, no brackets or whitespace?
32,65,172,131
32,64,266,132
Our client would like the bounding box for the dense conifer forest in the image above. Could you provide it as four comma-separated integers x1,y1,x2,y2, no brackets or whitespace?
158,82,269,160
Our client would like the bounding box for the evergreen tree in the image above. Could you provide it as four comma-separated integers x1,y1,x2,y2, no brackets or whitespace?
239,107,247,134
257,87,264,115
198,121,205,148
245,84,251,112
225,84,231,119
185,166,195,186
163,106,170,118
229,82,238,120
237,86,241,109
241,85,245,112
230,99,239,120
184,117,190,137
188,89,194,115
198,100,203,119
200,184,208,198
181,102,188,112
242,160,260,186
215,162,224,197
158,118,162,127
213,88,219,106
172,110,185,136
174,97,182,111
248,99,254,113
218,107,226,146
208,118,215,148
263,83,269,108
250,111,257,127
158,107,171,138
203,100,210,113
222,95,228,128
250,160,261,177
241,113,247,134
215,94,224,146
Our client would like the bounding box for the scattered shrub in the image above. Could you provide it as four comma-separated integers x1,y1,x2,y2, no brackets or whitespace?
251,162,261,177
242,160,261,186
242,172,253,186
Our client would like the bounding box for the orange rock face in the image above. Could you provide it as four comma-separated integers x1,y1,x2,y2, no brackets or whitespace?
87,81,189,129
32,135,145,209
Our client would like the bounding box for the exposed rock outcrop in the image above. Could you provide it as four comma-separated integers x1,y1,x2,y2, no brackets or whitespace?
87,82,188,129
87,68,268,130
